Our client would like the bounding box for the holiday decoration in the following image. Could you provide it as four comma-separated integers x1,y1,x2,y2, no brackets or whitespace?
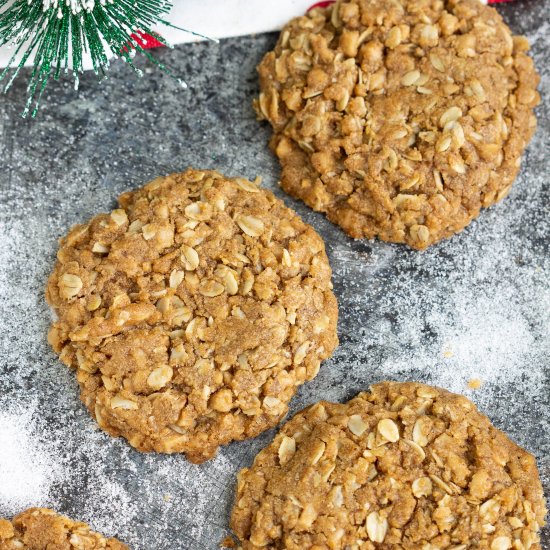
0,0,515,117
0,0,182,117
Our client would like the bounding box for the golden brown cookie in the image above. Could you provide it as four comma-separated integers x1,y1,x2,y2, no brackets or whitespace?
256,0,540,249
46,169,338,463
231,381,547,549
0,508,127,550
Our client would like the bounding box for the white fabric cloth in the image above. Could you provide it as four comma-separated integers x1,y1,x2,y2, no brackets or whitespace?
0,0,318,69
165,0,318,42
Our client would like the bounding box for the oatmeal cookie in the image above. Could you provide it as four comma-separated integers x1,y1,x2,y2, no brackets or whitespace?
231,381,547,549
46,169,338,463
256,0,540,249
0,508,127,550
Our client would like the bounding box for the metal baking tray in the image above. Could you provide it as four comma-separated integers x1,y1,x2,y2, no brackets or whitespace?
0,2,547,547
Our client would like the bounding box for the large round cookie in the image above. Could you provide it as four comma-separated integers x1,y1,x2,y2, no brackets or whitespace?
257,0,540,249
0,508,127,550
46,169,338,463
231,382,547,549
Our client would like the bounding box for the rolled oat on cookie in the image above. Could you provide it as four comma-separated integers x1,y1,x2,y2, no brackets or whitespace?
257,0,540,249
231,381,547,549
0,508,127,550
46,169,338,463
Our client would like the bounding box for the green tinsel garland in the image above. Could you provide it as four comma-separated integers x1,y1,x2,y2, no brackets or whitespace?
0,0,185,117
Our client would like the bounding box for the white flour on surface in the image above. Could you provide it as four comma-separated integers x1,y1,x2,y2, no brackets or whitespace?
0,396,142,536
366,241,549,395
0,10,548,547
0,402,57,514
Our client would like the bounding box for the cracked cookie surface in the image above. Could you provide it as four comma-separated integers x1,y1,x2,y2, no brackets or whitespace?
257,0,540,249
46,169,338,463
231,381,547,549
0,508,127,550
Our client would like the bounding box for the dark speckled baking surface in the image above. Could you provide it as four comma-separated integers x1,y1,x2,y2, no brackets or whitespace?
0,1,548,548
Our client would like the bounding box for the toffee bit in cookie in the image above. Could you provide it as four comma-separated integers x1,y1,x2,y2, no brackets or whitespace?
0,508,127,549
257,0,540,249
231,381,547,549
45,169,338,463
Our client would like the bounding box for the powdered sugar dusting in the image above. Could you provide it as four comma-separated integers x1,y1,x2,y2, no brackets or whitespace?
0,9,548,548
0,402,57,514
363,234,549,395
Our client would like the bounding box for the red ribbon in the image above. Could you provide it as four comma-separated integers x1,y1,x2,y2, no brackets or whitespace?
130,32,165,49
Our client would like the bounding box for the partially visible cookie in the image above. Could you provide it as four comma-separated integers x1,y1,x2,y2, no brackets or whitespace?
46,169,338,463
231,382,547,549
257,0,540,249
0,508,127,550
